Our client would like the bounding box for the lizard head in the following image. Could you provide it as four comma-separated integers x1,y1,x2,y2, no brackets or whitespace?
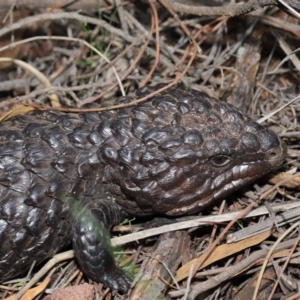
102,85,287,216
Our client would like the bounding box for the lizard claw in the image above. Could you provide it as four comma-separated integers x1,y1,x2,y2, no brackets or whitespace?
102,265,131,293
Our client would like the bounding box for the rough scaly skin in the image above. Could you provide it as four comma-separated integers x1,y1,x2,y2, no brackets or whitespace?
0,84,286,292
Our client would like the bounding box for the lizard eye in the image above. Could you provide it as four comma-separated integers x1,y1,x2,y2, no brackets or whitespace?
211,155,231,167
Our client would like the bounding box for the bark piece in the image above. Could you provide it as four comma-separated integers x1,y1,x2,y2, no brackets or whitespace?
130,231,186,300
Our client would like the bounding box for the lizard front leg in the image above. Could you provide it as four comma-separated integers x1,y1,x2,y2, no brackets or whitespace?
71,198,131,293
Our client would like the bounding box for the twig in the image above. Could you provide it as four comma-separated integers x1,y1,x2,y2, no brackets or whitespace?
0,11,138,43
140,0,160,87
267,230,300,300
253,221,300,300
111,202,300,246
0,0,112,11
187,238,300,300
166,0,300,17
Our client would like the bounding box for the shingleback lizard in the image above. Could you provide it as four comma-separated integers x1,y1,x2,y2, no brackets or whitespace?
0,84,287,292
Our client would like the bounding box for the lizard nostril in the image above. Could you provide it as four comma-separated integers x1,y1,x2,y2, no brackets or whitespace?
270,151,278,159
267,141,287,168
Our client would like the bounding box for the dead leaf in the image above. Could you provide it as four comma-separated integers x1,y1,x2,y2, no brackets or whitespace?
4,276,51,300
233,267,275,300
268,172,300,189
0,106,35,123
0,10,26,69
176,229,273,282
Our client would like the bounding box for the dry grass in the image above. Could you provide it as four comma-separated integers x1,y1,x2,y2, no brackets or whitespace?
0,1,300,299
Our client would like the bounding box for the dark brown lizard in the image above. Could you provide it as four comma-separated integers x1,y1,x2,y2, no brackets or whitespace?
0,84,286,292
